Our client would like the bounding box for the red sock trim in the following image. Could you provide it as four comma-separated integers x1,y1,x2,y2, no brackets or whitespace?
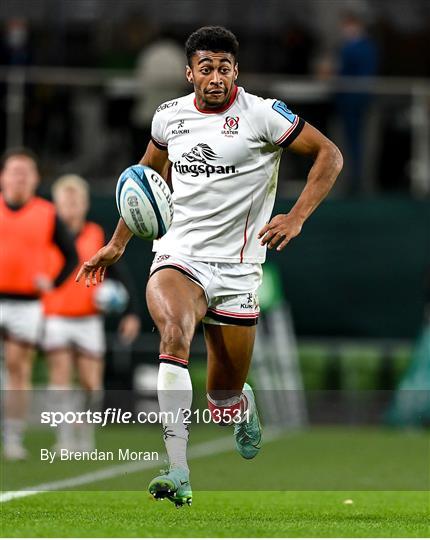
159,354,188,366
207,396,246,425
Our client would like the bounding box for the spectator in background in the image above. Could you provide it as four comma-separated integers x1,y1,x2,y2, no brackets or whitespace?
0,18,31,66
42,175,141,452
335,11,378,195
0,19,32,150
0,149,78,460
131,30,186,160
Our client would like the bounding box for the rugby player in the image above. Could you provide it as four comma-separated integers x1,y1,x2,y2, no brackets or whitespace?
43,175,141,451
0,148,78,460
77,26,343,506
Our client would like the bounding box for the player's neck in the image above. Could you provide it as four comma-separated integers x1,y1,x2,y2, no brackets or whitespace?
3,193,33,210
66,217,86,234
194,85,238,114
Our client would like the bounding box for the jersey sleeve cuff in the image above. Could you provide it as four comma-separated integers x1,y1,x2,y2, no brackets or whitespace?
151,137,168,151
275,117,305,148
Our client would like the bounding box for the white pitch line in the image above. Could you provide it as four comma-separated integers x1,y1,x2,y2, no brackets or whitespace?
1,428,283,503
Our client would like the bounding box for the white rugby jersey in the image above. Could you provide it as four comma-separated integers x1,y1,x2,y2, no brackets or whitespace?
151,85,304,263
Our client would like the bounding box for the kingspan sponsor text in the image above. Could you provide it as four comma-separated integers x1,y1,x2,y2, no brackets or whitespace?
174,161,237,177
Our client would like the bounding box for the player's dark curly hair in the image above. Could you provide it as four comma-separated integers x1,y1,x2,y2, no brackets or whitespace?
185,26,239,65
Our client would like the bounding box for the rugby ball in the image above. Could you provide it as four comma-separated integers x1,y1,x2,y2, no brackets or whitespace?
116,164,173,240
94,279,129,314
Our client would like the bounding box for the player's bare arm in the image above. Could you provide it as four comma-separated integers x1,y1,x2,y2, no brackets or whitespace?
76,142,170,286
259,122,343,251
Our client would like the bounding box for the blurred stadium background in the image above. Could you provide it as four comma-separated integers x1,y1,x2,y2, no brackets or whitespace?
1,0,429,450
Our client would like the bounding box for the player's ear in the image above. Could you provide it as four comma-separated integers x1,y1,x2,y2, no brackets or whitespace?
185,65,193,84
234,62,239,80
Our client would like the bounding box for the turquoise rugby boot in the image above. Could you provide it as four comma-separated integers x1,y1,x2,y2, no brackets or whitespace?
148,467,192,507
234,382,262,459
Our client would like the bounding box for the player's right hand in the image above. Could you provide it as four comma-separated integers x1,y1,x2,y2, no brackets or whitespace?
76,243,125,287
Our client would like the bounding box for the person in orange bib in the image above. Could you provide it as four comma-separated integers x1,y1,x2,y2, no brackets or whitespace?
42,174,141,451
0,148,78,460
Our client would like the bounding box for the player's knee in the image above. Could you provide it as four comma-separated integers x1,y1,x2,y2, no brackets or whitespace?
5,360,30,387
160,322,191,357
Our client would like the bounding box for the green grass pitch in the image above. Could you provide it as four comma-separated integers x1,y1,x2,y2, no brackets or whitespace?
1,427,429,537
2,490,429,538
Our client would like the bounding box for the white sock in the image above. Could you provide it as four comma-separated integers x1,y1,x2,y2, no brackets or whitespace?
77,389,103,451
48,385,76,448
158,357,192,472
3,418,25,447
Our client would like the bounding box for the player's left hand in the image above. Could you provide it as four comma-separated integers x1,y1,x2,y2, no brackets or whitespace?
118,314,141,345
258,213,303,251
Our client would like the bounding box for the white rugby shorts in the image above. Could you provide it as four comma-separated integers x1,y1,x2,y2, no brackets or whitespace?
150,253,262,326
0,299,43,345
42,315,106,358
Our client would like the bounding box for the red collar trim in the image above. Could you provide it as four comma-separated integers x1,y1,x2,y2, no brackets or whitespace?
193,85,239,114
